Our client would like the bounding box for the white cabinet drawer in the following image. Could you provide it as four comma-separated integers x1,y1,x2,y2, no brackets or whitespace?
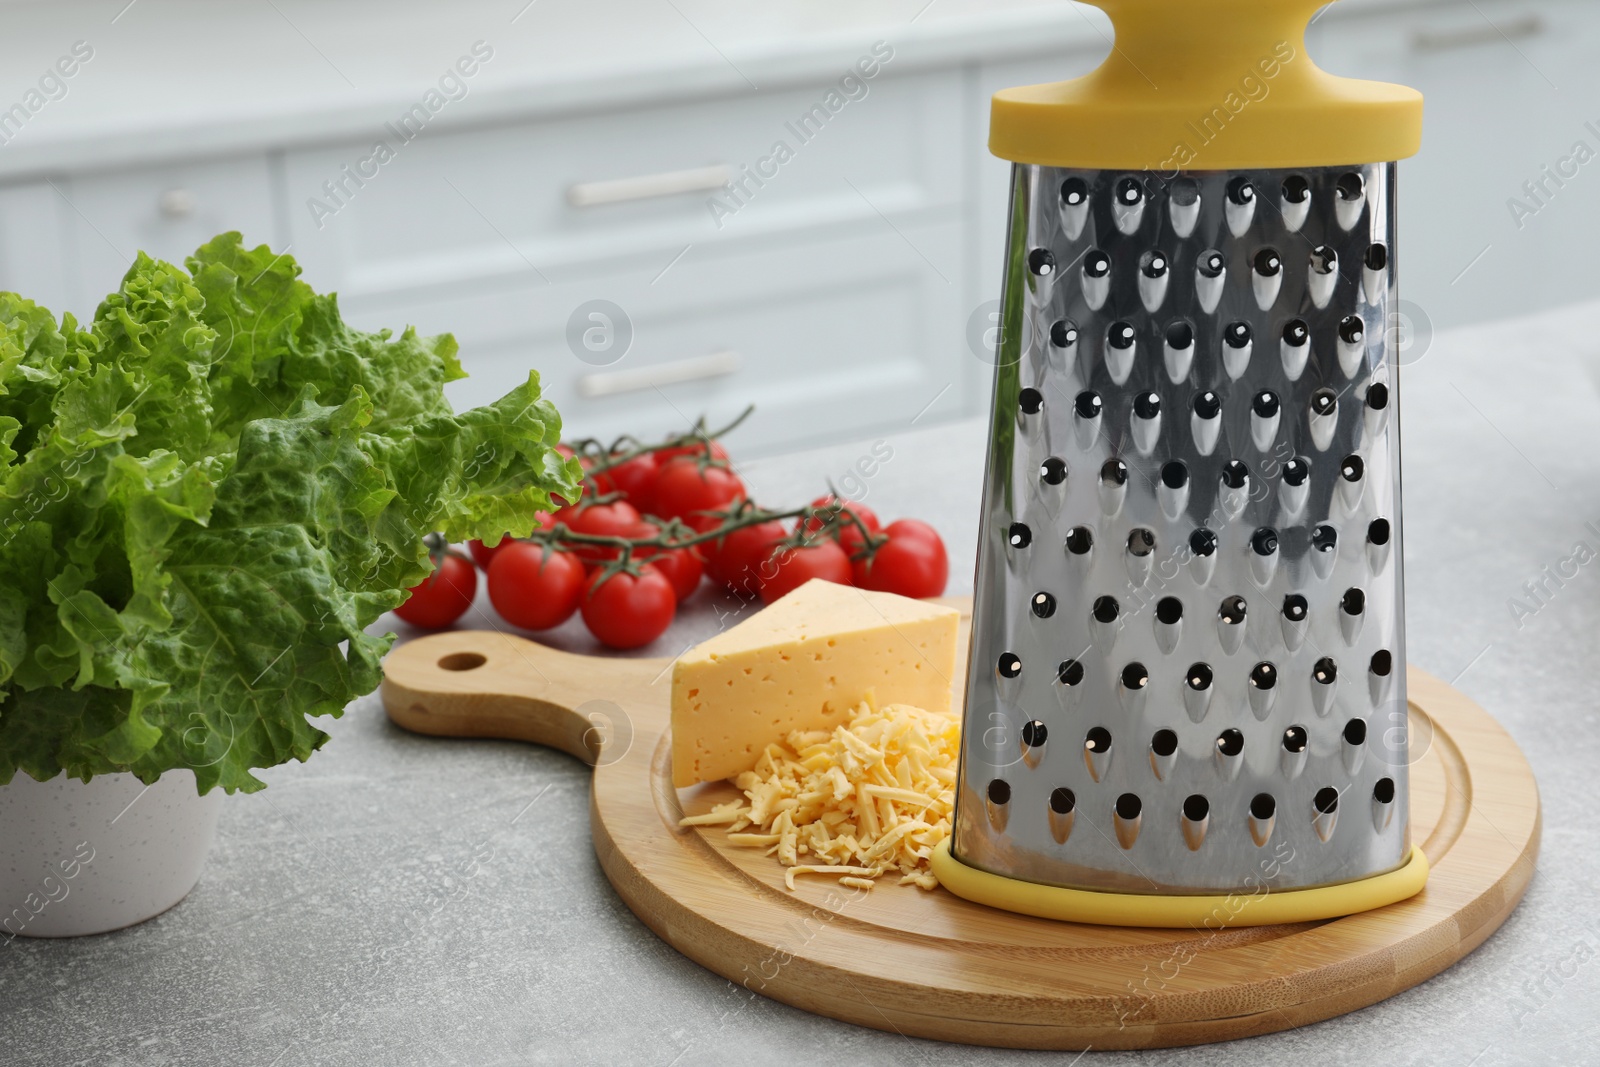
59,155,277,317
340,219,967,455
283,68,965,302
0,181,73,314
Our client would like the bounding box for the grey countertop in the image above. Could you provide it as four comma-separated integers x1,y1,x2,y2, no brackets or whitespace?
4,300,1599,1065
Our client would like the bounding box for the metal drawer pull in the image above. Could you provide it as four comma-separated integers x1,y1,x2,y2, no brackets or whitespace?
567,164,732,208
1410,14,1542,52
576,350,741,399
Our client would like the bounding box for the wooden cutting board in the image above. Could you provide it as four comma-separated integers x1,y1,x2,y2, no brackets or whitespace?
379,599,1539,1050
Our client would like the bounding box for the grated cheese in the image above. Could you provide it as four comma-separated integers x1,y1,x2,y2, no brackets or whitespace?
680,701,959,891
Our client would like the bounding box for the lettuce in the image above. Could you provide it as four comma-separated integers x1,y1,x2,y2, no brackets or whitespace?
0,234,578,792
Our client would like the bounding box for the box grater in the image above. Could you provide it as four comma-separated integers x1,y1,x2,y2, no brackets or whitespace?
936,0,1430,922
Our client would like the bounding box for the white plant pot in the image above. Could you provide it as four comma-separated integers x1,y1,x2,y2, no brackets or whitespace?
0,770,221,938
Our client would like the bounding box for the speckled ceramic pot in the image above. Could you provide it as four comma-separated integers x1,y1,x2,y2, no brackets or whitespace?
0,771,221,937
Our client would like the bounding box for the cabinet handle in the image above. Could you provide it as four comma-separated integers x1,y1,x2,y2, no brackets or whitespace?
1410,14,1542,52
576,350,741,399
567,164,732,208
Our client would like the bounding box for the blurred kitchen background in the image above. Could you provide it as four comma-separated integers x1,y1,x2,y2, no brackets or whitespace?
0,0,1586,453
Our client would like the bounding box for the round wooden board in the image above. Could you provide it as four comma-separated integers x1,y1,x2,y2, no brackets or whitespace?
381,600,1540,1051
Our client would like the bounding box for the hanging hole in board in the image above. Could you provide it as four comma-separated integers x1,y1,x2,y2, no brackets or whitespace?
438,652,487,672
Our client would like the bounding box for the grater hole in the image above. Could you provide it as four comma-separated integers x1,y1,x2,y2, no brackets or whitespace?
1058,658,1086,686
1028,248,1056,277
1216,729,1244,757
1314,786,1340,815
1116,793,1143,820
1283,726,1308,753
1156,597,1184,625
1253,390,1281,418
1051,319,1080,348
988,778,1012,805
1282,175,1310,203
1187,663,1214,691
1253,247,1282,277
1283,458,1310,486
1031,591,1057,618
1313,524,1338,553
1101,459,1128,487
1226,176,1255,205
1040,456,1068,485
1151,729,1178,757
1134,391,1161,419
1342,587,1366,616
1311,388,1338,416
1093,595,1121,624
1061,177,1089,207
1309,245,1337,275
1183,794,1210,821
1189,528,1218,557
1251,527,1279,557
1008,522,1032,548
1075,390,1103,419
1140,250,1169,278
1066,526,1095,555
1374,777,1396,804
1365,243,1389,271
1219,595,1247,626
1050,786,1077,814
1336,172,1365,202
1283,594,1308,621
1368,382,1390,411
1019,387,1044,414
1193,390,1222,420
1341,455,1365,482
1344,718,1367,745
1109,321,1137,350
1369,518,1392,545
1022,720,1048,748
1250,793,1277,820
1224,321,1252,349
1171,177,1200,206
1339,315,1365,344
1249,662,1277,690
1221,460,1249,490
1086,727,1113,753
997,652,1022,678
1161,461,1189,489
1121,662,1149,690
1127,528,1156,557
1198,249,1226,279
1282,320,1309,347
1165,320,1195,350
1371,649,1394,677
1085,249,1111,277
1117,176,1145,205
1314,657,1337,684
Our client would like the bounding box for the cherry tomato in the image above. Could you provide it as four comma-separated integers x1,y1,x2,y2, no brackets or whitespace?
652,456,745,532
603,452,660,516
555,500,644,564
395,552,477,629
487,542,587,630
759,539,853,604
798,495,881,555
655,439,729,466
851,519,948,599
704,520,788,596
623,520,702,602
582,564,677,649
469,514,553,570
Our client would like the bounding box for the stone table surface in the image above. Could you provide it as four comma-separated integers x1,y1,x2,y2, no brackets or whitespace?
4,301,1599,1066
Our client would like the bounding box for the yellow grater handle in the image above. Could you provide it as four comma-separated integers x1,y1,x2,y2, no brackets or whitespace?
989,0,1423,170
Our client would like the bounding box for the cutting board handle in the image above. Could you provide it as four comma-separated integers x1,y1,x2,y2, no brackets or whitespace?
380,630,664,765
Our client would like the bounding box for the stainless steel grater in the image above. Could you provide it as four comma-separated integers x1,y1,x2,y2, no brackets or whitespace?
940,0,1428,913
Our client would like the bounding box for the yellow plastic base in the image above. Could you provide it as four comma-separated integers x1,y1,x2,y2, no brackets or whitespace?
931,841,1429,928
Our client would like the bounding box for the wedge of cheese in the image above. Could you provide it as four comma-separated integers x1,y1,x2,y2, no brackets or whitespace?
671,579,960,788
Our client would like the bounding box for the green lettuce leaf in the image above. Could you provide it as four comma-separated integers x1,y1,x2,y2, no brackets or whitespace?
0,234,579,792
